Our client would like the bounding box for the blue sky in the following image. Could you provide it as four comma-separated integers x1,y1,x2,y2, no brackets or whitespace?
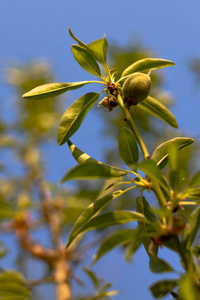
1,1,200,299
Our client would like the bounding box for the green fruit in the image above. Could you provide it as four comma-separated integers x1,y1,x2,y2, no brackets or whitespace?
122,72,151,106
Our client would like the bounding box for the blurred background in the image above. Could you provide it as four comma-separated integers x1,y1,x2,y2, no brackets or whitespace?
1,1,200,299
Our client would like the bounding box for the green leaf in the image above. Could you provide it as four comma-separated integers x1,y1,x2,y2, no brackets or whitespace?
179,273,200,300
22,81,92,100
0,199,13,221
138,96,178,128
87,37,108,66
121,58,175,78
169,169,187,193
136,196,158,256
77,210,148,234
118,127,139,171
69,27,107,67
83,267,99,288
149,257,174,273
57,92,99,145
182,206,200,249
60,162,124,183
136,196,157,225
188,171,200,188
150,280,177,298
0,241,8,258
68,27,87,47
183,188,200,201
71,45,101,77
66,188,133,247
93,229,137,262
0,271,31,299
139,159,165,188
125,229,143,261
67,140,127,175
152,137,194,169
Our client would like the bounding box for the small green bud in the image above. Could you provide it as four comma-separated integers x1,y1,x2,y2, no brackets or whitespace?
122,72,151,106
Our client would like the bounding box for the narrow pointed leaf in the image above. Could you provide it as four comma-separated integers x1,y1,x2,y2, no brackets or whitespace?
71,45,101,77
67,140,127,175
125,229,143,260
75,210,148,237
182,206,200,249
83,268,99,288
118,127,139,171
121,58,175,78
150,280,177,298
57,93,99,145
87,37,108,66
94,229,137,262
68,139,98,164
136,196,158,256
151,137,194,169
188,171,200,188
183,188,200,200
66,188,133,247
22,81,91,100
149,257,174,273
138,96,178,128
68,27,107,67
68,27,87,47
60,162,124,183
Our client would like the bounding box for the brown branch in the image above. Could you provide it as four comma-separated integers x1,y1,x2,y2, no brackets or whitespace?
34,172,72,300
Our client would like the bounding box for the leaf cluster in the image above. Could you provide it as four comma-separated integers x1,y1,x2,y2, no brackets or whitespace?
21,29,200,299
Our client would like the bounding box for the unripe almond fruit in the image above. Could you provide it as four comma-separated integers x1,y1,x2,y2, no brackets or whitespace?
122,72,151,106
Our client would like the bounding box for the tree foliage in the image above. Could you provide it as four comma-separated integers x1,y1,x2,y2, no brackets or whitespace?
0,29,200,300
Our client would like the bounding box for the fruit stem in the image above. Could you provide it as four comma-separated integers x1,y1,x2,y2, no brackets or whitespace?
116,93,150,159
116,93,167,207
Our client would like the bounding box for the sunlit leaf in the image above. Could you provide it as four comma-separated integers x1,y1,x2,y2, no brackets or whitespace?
87,37,108,66
60,162,124,183
138,96,178,128
75,210,148,236
149,257,174,273
68,27,87,47
182,206,200,249
66,188,134,247
22,81,92,100
93,229,137,262
67,140,127,175
179,273,200,300
103,290,120,297
121,58,175,78
69,27,107,67
150,280,177,298
57,93,99,145
118,127,139,171
183,188,200,201
71,45,101,77
104,180,133,191
151,137,194,169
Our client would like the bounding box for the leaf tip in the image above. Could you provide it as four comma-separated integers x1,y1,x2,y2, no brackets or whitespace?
22,92,29,99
